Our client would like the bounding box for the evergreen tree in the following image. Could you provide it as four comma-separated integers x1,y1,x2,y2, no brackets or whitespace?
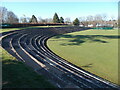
29,15,38,23
53,13,60,23
60,17,64,23
73,18,80,26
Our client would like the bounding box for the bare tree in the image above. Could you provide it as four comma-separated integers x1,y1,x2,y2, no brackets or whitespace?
102,14,107,21
79,14,117,27
0,7,19,24
38,17,43,23
41,19,46,23
110,15,115,21
87,16,94,21
6,11,19,23
46,18,53,23
94,14,103,26
26,17,31,23
79,16,86,22
0,7,8,23
44,18,53,23
20,15,28,23
38,17,54,23
94,14,103,21
65,17,71,24
86,15,94,25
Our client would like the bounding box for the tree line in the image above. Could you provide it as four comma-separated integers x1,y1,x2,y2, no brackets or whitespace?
0,7,66,24
0,7,118,27
0,6,19,24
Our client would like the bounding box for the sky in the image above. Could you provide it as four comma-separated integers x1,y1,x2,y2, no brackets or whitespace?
1,2,118,21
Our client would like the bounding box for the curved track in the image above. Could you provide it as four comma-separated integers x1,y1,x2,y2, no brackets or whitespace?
0,27,119,89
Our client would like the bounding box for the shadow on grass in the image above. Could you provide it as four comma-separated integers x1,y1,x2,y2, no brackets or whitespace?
81,63,93,68
2,60,55,88
54,35,120,46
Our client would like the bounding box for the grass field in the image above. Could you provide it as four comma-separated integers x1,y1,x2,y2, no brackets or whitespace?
1,47,55,88
47,29,119,85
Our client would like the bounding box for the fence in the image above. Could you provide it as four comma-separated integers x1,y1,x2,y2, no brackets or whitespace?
0,23,68,28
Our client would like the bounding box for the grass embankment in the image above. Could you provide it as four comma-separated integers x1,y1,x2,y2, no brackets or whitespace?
47,29,119,85
0,27,57,88
0,48,54,88
0,25,68,33
1,47,55,88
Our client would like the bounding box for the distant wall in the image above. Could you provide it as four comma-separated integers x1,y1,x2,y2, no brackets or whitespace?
1,23,67,28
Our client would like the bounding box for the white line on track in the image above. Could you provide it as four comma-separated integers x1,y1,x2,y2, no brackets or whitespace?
18,34,46,68
10,34,25,62
0,32,25,62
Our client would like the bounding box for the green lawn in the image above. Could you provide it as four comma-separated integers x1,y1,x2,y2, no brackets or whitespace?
47,29,119,85
1,47,55,88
